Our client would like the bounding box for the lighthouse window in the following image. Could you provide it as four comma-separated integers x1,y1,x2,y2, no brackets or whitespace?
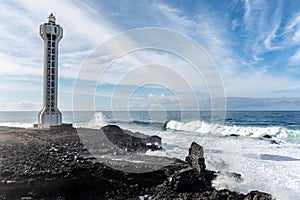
54,27,57,33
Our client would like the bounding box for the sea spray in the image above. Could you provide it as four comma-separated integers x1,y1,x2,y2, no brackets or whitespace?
87,112,107,129
166,120,300,141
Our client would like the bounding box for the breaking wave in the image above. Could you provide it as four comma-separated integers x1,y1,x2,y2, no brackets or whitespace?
87,112,107,128
166,120,300,141
0,122,34,128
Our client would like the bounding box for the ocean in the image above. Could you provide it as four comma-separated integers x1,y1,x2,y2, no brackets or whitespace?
0,111,300,199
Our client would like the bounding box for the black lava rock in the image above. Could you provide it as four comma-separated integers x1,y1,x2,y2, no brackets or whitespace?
0,126,273,200
185,142,206,173
263,134,272,139
101,125,162,152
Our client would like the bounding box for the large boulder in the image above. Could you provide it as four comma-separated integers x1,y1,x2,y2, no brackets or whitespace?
167,167,206,192
185,142,206,173
243,190,273,200
100,125,162,152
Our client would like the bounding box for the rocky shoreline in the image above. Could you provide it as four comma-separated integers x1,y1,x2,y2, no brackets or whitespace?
0,125,272,200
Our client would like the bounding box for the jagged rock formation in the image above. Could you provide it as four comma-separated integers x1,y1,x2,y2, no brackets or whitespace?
185,142,206,173
101,125,162,152
0,125,272,200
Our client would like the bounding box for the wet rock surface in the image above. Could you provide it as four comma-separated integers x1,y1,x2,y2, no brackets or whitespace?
0,125,272,200
100,125,162,152
185,142,206,173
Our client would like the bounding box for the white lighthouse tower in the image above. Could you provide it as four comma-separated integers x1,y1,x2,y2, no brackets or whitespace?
38,13,63,129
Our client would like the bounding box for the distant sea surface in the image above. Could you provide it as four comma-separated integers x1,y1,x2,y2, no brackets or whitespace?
0,111,300,199
1,111,299,143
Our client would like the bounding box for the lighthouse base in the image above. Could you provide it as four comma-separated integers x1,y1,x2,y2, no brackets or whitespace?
38,109,62,129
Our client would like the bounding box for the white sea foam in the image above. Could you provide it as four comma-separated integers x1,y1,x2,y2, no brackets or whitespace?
166,120,300,140
147,128,300,200
0,122,34,128
145,149,167,157
1,111,299,199
87,112,107,129
127,120,300,199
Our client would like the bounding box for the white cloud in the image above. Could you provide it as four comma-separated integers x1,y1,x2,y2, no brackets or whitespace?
155,2,240,78
285,13,300,42
1,0,300,113
231,19,239,31
240,0,284,59
14,0,114,45
0,52,41,77
156,3,195,31
225,69,300,98
0,0,117,83
264,25,282,50
0,101,41,111
286,14,300,30
290,49,300,64
147,93,177,105
244,0,251,22
292,30,300,42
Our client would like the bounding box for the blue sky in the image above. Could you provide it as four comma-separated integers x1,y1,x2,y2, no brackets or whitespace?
1,0,300,111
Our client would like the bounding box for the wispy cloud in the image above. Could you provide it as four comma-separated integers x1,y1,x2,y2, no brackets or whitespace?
285,13,300,42
264,25,282,51
147,93,178,105
0,0,116,81
290,49,300,64
1,1,300,111
239,0,287,60
243,0,251,22
0,101,41,111
285,12,300,65
156,2,240,78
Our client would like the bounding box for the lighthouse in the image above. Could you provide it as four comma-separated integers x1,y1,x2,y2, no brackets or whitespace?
38,13,63,129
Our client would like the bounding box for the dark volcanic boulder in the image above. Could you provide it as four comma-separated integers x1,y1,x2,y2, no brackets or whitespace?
185,142,206,173
243,190,273,200
0,126,274,200
167,167,207,192
263,134,272,139
100,125,162,152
